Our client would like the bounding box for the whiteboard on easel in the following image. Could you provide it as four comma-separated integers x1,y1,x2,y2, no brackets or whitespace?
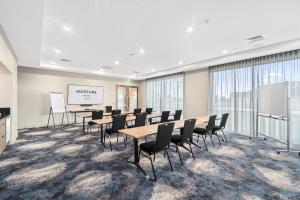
258,82,288,117
50,92,66,113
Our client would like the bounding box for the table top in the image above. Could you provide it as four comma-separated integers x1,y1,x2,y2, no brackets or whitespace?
68,109,133,116
91,113,162,125
119,115,211,139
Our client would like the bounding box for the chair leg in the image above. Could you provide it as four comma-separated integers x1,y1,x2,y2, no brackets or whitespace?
209,134,215,148
176,145,183,166
188,141,195,160
153,153,156,162
165,150,173,172
216,133,221,146
202,135,208,151
107,135,112,151
149,156,157,181
138,149,141,160
117,133,119,143
197,134,200,143
222,130,228,143
122,134,127,148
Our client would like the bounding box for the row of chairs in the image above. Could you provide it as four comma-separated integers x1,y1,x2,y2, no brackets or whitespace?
139,113,229,181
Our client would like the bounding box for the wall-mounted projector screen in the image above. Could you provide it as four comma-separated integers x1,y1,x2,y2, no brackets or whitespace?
258,82,288,117
68,84,104,105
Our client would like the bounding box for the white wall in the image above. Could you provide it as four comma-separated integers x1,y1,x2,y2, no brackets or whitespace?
18,67,139,129
0,25,18,144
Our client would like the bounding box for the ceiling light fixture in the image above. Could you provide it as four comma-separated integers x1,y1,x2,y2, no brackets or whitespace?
222,49,228,54
114,61,119,66
50,61,56,65
186,26,194,33
99,68,104,72
53,49,61,54
62,25,72,32
139,48,145,55
151,68,155,72
178,61,183,65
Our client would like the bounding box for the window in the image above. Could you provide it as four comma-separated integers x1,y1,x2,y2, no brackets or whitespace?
147,74,184,113
210,50,300,145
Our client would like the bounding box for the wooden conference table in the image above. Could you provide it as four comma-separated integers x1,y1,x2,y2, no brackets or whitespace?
91,113,163,146
118,116,210,176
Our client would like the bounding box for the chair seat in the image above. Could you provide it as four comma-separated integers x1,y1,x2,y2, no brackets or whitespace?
105,128,115,135
193,128,207,134
213,126,221,132
170,134,183,144
88,121,97,126
140,141,162,154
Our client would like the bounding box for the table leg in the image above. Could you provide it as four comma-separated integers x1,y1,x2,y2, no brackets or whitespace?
74,113,77,123
127,138,146,176
83,117,85,133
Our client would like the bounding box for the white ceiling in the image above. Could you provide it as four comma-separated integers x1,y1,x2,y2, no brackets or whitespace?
1,0,300,80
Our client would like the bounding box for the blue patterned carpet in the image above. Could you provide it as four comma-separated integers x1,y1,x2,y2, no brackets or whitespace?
0,124,299,200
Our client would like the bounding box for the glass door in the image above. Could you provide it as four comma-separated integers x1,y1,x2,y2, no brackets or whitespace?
116,85,138,112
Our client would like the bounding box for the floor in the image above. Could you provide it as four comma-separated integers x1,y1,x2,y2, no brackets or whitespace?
0,124,299,200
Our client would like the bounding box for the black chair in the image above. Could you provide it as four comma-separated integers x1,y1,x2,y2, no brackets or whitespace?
213,113,229,143
146,108,153,115
105,114,127,151
127,112,147,128
111,109,121,116
193,115,217,150
105,106,112,113
133,108,142,116
170,119,196,165
139,122,175,181
152,111,170,124
87,110,104,133
169,110,182,121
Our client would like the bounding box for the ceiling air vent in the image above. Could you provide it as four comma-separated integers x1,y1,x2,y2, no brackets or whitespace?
246,35,265,43
60,58,71,62
101,66,114,70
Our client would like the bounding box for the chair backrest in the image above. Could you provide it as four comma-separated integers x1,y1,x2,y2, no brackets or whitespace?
146,108,153,114
182,119,196,141
105,106,112,113
173,110,182,120
92,110,103,120
160,111,170,123
220,113,229,128
155,122,175,150
112,114,127,132
112,109,121,116
133,108,142,116
206,115,217,132
134,112,147,127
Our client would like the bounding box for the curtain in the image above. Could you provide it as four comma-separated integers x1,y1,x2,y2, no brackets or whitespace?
210,50,300,145
147,73,184,113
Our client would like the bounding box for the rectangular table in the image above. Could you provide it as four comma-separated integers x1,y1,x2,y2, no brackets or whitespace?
118,116,210,176
91,113,163,146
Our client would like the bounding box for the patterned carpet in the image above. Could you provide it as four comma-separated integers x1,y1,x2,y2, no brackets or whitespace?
0,124,299,200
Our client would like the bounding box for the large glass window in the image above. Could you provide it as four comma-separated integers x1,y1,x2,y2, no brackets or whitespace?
210,50,300,145
147,74,184,113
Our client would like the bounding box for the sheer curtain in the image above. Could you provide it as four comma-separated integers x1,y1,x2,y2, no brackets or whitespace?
147,73,184,113
210,50,300,145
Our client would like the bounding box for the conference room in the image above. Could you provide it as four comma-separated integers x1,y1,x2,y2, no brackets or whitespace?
0,1,300,199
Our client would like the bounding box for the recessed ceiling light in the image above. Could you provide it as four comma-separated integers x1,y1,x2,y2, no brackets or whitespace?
178,61,183,65
222,49,228,54
99,68,104,72
186,26,193,33
139,48,145,55
53,49,61,54
114,61,119,65
62,25,72,32
151,68,155,72
50,61,56,65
